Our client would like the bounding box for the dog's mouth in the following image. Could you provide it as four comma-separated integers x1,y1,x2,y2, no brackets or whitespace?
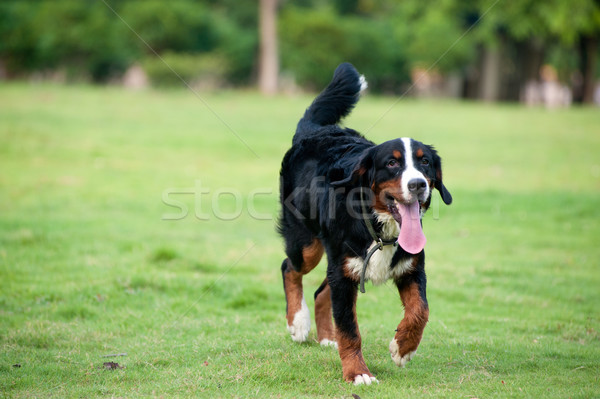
384,194,426,254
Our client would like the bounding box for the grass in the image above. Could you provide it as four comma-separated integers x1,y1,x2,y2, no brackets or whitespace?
0,82,599,398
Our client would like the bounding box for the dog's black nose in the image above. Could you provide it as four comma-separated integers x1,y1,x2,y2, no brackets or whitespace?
407,178,427,194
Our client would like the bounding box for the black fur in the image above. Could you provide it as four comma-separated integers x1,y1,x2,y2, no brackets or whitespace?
294,62,364,144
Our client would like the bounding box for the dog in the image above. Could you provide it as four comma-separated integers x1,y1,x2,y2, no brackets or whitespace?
278,63,452,385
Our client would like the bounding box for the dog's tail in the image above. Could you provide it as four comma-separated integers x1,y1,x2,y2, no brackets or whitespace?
294,63,367,143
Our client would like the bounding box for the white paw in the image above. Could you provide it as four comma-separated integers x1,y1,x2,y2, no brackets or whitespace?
389,338,417,367
319,339,338,349
287,297,310,342
353,374,378,386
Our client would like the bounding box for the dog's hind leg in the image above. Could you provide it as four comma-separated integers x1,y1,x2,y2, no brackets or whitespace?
281,238,324,343
314,278,336,348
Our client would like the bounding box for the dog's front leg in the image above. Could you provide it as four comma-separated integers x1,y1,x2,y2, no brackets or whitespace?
389,264,429,367
329,269,377,385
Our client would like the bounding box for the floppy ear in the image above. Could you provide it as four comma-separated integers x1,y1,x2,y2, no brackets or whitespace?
433,153,452,205
330,148,375,188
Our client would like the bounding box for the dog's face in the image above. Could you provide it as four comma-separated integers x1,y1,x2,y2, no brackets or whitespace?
332,137,451,253
369,138,452,211
334,137,451,208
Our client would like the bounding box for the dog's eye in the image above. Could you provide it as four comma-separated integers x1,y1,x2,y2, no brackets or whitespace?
387,159,399,168
421,158,430,166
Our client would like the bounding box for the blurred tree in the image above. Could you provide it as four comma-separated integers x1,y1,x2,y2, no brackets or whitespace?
119,1,218,54
0,0,597,99
0,1,137,81
202,0,258,84
473,0,600,102
333,0,359,15
258,0,279,95
391,0,477,73
0,0,257,85
279,6,409,91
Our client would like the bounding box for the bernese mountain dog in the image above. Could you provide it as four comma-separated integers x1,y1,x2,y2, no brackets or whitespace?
278,63,452,385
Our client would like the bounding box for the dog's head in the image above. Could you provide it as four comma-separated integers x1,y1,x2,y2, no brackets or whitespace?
332,137,452,253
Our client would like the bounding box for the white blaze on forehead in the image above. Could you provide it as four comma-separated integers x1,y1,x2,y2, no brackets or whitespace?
400,137,429,202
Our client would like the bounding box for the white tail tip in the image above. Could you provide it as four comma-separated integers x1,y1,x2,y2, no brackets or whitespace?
359,75,368,92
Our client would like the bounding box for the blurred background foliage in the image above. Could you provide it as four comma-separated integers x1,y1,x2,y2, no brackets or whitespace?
0,0,598,102
0,0,256,84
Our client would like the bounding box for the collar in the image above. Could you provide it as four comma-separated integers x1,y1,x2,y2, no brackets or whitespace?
359,188,397,293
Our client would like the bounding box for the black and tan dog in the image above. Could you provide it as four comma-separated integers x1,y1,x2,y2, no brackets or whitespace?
278,63,452,385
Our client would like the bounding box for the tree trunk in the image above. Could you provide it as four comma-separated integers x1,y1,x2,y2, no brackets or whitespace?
519,39,545,83
479,43,502,102
515,38,545,104
258,0,279,95
580,35,598,104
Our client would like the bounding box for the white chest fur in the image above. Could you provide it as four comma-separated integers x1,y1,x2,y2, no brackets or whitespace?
346,244,414,285
345,212,416,285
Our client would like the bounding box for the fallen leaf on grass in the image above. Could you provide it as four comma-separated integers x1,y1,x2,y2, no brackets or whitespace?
103,362,124,370
203,361,209,366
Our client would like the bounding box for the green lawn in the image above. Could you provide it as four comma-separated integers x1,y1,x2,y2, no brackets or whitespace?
1,83,599,398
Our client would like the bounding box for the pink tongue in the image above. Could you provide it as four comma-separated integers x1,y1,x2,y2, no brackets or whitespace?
397,201,427,254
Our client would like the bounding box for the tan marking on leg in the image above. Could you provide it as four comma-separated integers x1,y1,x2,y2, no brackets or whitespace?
337,333,372,382
390,282,429,366
284,265,304,325
285,239,324,321
334,296,373,382
314,280,335,343
284,239,324,341
300,239,324,274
